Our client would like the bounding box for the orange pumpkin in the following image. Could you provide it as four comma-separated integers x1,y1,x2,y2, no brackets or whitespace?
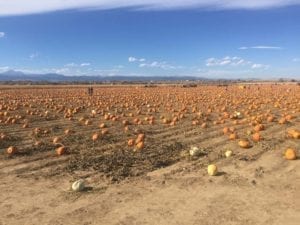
267,116,274,122
252,132,262,142
192,120,199,125
53,137,61,144
285,114,293,121
99,123,106,128
201,123,207,128
0,133,7,140
34,141,43,146
85,119,92,125
229,127,236,133
254,124,264,132
127,139,135,146
124,126,129,132
223,127,229,135
56,146,66,156
287,129,300,139
278,118,287,124
284,148,297,160
7,146,17,155
101,129,109,135
162,118,170,124
92,133,100,141
136,133,145,142
64,129,73,135
229,133,238,140
135,141,144,151
238,139,251,148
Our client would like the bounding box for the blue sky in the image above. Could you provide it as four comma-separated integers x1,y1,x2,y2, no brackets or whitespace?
0,0,300,79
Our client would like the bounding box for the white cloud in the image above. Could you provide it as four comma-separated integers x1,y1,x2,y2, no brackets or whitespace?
64,62,91,67
239,45,282,50
0,66,9,72
206,56,251,67
1,1,300,16
206,58,216,67
65,62,77,67
251,64,269,69
128,56,145,62
128,57,137,62
253,46,282,49
206,56,268,70
0,32,5,38
138,60,180,70
220,60,231,65
29,52,39,59
55,68,70,74
22,63,121,76
80,62,91,67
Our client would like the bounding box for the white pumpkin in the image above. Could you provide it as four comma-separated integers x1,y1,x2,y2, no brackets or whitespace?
189,146,203,156
207,164,218,176
225,150,232,158
72,179,85,192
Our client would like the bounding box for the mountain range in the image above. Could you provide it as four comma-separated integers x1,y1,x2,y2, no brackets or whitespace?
0,70,206,82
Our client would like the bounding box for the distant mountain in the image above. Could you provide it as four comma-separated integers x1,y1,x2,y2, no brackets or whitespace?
0,70,66,82
0,70,208,82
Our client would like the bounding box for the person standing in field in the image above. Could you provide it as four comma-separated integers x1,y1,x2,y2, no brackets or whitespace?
90,86,94,96
87,86,94,96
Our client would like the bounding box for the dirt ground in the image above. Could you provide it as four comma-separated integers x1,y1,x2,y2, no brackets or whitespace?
0,146,299,225
0,84,299,224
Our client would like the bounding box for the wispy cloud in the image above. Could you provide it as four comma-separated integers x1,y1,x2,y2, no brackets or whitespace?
128,56,145,62
29,52,39,59
206,56,269,70
129,56,181,70
0,32,5,38
239,46,283,50
1,1,300,16
80,62,91,67
64,62,91,67
139,61,180,70
0,66,9,72
293,58,300,62
55,68,70,74
206,56,251,67
251,63,269,69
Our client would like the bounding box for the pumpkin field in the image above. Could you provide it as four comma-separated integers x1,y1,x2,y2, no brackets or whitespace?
0,83,299,225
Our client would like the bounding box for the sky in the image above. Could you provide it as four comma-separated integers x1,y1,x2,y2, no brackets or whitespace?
0,0,300,79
